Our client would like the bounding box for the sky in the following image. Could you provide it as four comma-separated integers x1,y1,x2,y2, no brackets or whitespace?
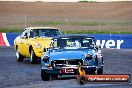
0,0,132,2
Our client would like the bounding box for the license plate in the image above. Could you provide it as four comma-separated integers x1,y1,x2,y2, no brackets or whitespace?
60,68,74,74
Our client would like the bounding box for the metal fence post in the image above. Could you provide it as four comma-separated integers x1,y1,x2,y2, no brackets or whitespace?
24,16,27,28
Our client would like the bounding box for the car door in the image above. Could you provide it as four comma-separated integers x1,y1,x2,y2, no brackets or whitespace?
21,29,30,57
17,30,27,56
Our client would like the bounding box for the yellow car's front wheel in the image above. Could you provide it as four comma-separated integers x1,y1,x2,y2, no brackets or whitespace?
30,49,37,64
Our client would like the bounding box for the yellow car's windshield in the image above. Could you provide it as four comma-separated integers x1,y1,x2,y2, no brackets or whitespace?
30,29,61,38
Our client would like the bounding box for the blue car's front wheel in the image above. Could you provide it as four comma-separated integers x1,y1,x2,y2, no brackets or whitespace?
97,66,103,74
41,70,50,81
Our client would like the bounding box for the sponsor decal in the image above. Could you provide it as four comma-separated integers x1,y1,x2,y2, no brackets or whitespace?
76,66,131,85
76,74,131,84
96,40,124,49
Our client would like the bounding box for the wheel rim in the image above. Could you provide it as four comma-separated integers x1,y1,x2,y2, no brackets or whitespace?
30,50,33,62
16,49,19,60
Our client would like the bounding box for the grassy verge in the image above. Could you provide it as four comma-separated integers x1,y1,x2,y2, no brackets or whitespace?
61,30,132,34
79,0,96,2
0,28,132,34
31,20,132,27
0,28,23,33
31,20,106,26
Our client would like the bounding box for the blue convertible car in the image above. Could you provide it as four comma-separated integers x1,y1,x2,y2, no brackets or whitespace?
41,34,104,81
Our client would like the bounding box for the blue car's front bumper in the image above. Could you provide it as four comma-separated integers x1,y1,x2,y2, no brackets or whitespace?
41,65,96,75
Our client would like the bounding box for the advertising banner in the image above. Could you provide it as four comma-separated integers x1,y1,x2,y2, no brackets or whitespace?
89,34,132,49
0,33,132,49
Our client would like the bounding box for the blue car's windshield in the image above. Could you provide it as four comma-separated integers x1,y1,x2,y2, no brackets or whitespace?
52,37,95,49
30,29,61,38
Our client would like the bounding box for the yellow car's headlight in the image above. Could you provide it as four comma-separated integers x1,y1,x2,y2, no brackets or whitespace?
36,43,41,49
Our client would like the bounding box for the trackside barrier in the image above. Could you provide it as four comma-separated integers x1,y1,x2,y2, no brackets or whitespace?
0,33,20,46
0,33,132,49
88,34,132,49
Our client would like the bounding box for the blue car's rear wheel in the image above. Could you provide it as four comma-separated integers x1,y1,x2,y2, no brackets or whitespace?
97,66,103,74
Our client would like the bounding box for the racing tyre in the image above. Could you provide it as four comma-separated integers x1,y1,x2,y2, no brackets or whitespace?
41,70,50,81
30,49,37,64
97,66,103,74
51,74,58,79
16,47,24,62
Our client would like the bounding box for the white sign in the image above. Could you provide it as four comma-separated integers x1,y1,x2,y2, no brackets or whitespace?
96,40,124,49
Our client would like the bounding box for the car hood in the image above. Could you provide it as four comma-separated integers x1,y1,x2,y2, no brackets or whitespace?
30,37,52,48
32,37,52,41
49,49,95,60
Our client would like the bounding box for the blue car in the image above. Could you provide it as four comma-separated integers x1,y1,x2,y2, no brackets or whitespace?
41,34,104,81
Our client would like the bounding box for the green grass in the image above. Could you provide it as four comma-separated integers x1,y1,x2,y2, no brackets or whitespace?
61,30,132,34
31,20,132,26
68,21,104,26
0,28,132,34
0,28,23,33
79,0,96,2
31,21,106,26
32,21,62,26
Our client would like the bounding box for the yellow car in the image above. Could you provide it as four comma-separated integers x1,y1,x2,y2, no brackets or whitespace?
14,27,61,64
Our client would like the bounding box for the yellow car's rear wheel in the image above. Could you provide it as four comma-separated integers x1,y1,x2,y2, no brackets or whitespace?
16,47,24,62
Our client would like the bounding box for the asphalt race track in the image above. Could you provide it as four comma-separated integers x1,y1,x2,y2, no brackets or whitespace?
0,47,132,88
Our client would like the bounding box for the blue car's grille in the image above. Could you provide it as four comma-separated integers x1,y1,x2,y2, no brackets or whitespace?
51,59,83,67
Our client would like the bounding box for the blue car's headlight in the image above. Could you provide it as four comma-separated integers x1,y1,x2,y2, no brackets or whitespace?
85,54,92,60
42,56,49,63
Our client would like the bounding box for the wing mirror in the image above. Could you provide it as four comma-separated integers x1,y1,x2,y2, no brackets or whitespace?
44,47,53,52
21,36,26,39
44,48,48,52
21,33,28,39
